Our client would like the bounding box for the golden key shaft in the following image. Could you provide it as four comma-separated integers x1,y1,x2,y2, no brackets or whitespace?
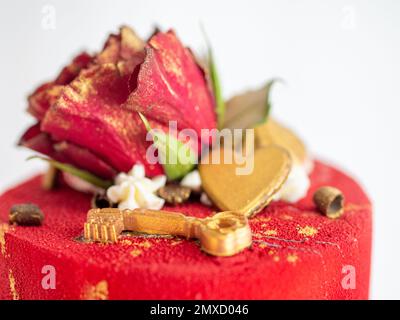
84,208,252,257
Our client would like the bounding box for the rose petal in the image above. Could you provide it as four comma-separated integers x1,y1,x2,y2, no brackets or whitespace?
41,63,164,176
20,124,117,179
19,123,65,162
27,53,92,120
53,141,116,179
123,30,216,137
95,26,145,66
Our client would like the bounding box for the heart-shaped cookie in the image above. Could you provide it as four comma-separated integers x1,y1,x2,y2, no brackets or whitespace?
199,145,292,217
254,119,307,165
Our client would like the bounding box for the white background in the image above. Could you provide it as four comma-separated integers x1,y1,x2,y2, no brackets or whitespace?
0,0,399,299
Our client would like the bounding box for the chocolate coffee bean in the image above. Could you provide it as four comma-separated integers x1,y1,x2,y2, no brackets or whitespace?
9,203,44,226
158,184,191,204
91,193,114,209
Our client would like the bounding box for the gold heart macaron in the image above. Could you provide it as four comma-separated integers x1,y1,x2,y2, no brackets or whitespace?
199,145,292,217
254,119,307,165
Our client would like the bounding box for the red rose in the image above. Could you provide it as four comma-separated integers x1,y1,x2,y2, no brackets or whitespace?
20,26,216,179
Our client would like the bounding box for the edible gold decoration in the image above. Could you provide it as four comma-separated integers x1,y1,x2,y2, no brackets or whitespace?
286,253,299,264
130,249,142,257
254,119,307,164
84,208,252,257
81,280,109,300
263,229,278,236
8,270,19,300
313,186,345,219
0,223,9,256
199,145,291,217
297,225,318,237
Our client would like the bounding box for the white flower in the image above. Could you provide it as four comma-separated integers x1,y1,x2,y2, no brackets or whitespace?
180,170,202,191
107,164,166,210
200,192,213,206
274,164,310,203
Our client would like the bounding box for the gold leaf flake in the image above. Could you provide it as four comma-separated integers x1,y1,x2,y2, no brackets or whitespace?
258,243,267,249
0,224,9,256
138,240,152,249
130,249,142,257
263,229,278,236
297,226,318,237
81,280,109,300
9,270,20,300
287,253,299,264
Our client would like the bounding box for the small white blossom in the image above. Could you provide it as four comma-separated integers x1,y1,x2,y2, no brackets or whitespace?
180,170,202,191
107,164,166,210
274,164,310,203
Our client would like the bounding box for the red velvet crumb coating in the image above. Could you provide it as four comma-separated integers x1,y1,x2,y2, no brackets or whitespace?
0,161,372,300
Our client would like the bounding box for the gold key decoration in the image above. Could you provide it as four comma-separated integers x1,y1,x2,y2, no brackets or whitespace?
84,208,252,257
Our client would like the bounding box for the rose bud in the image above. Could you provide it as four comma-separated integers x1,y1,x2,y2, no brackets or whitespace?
19,26,217,183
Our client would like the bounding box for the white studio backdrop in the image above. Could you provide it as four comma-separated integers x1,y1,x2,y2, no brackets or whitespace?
0,0,399,299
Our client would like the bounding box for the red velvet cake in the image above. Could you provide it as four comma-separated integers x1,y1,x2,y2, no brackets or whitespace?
0,25,372,300
0,162,371,299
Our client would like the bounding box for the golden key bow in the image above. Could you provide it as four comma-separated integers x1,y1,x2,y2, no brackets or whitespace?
84,208,252,257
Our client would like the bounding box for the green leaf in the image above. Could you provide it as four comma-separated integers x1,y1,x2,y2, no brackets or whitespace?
223,79,281,129
254,79,278,126
201,26,225,129
27,156,113,189
138,112,196,180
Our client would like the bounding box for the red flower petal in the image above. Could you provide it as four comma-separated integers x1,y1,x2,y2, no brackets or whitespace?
96,26,145,65
41,63,163,176
22,28,216,179
53,141,117,179
19,123,65,162
20,124,117,179
27,53,92,120
123,30,216,136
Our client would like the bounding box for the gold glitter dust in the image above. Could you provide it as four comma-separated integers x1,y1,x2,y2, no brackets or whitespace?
0,224,9,256
263,229,278,236
81,280,109,300
287,253,299,264
273,255,280,262
268,250,275,256
9,270,19,300
120,239,133,246
170,239,183,246
261,223,267,228
130,249,142,257
256,217,272,223
297,226,318,237
138,240,152,249
280,214,293,220
258,243,267,249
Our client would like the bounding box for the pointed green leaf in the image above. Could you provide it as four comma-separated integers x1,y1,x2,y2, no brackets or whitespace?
201,26,225,129
223,79,282,129
138,112,196,180
27,156,113,189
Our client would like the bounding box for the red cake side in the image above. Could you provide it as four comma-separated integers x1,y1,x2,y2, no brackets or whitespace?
0,161,372,300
